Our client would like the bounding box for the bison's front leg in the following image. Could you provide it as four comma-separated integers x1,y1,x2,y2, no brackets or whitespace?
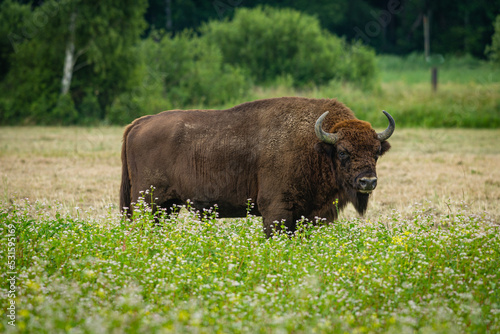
258,200,296,238
261,216,296,238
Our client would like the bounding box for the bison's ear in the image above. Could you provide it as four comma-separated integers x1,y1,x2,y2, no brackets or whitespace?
380,140,391,156
314,142,335,157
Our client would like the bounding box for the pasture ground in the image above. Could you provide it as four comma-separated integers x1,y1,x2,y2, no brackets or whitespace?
1,126,499,220
1,126,499,333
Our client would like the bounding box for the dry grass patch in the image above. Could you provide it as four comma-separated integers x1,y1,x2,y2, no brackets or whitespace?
357,128,500,221
1,126,499,221
0,127,122,215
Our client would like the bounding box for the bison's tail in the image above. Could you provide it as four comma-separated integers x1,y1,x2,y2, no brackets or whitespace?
120,123,134,216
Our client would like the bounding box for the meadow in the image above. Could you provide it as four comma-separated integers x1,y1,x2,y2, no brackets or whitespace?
246,54,500,129
1,125,500,333
1,59,500,332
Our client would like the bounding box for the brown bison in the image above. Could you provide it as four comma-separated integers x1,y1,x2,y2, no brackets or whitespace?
120,97,394,237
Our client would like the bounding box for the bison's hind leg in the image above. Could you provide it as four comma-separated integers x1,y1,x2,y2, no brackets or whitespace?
132,186,184,226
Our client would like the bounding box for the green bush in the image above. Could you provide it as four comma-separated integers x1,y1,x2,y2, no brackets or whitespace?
22,92,61,125
150,31,251,107
342,41,378,90
78,91,103,125
107,92,143,125
201,6,377,88
485,15,500,64
51,94,78,125
106,31,251,124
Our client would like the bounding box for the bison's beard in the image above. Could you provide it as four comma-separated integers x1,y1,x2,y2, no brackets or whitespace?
352,191,370,216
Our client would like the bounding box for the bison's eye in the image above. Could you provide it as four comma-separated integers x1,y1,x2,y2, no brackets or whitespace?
338,151,350,160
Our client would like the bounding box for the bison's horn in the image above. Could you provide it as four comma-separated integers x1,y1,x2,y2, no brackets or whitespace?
315,111,339,145
377,110,395,142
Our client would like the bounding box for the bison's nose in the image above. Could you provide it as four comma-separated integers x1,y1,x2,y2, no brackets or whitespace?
358,177,377,193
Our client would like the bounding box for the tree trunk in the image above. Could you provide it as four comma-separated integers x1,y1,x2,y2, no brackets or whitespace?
165,0,172,31
61,10,77,95
464,10,469,53
423,12,430,58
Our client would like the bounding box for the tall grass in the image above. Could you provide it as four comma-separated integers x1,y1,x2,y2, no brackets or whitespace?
1,197,499,333
365,54,500,127
377,53,500,84
246,54,500,128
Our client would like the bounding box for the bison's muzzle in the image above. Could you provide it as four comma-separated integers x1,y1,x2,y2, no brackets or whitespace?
357,176,378,194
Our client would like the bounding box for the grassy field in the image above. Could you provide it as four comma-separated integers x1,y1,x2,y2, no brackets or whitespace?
1,126,499,333
244,55,500,129
1,126,500,219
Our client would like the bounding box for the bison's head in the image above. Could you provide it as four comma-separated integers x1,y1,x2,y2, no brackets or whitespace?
314,111,395,215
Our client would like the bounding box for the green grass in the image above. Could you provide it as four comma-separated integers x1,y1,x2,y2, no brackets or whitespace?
244,54,500,129
1,196,499,333
249,81,500,129
377,53,500,84
367,54,500,128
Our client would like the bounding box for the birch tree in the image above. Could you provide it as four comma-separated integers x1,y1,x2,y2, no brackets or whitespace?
1,0,147,124
61,9,76,95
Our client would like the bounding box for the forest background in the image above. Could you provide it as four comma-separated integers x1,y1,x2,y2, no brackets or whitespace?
1,0,500,127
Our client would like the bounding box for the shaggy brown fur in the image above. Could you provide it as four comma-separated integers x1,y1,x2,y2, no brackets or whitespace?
120,97,392,237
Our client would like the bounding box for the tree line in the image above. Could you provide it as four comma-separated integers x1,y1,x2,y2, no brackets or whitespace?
145,0,500,57
1,0,499,125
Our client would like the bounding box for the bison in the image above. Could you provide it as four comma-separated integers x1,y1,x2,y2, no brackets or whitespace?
120,97,394,237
